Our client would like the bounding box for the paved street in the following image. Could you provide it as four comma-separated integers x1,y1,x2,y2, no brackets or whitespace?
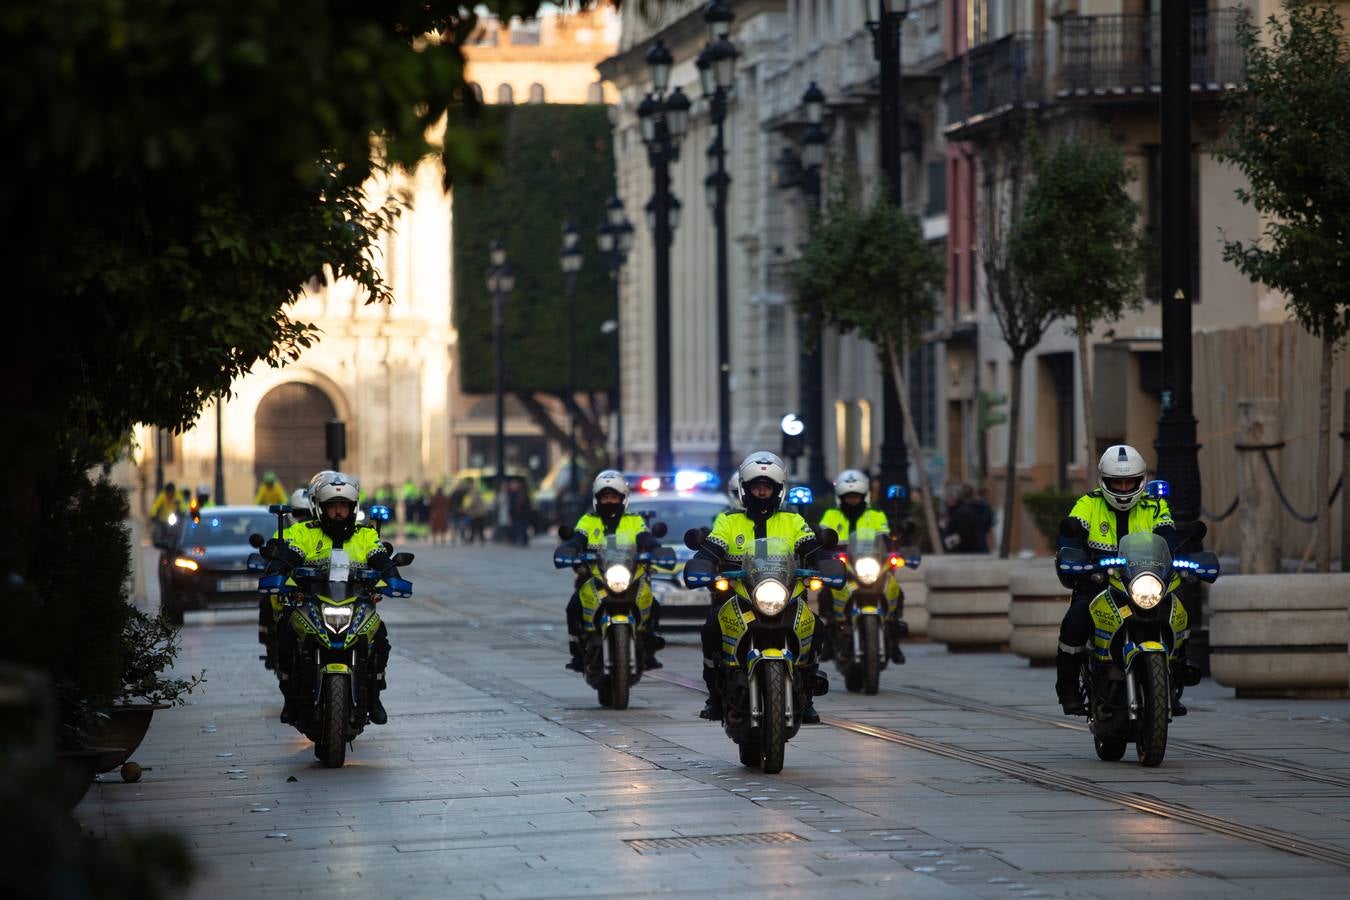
78,542,1350,898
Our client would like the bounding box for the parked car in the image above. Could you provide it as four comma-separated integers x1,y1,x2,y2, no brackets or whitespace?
153,505,279,624
626,490,729,623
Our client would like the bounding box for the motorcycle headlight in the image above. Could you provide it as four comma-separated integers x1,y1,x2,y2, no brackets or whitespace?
605,564,632,593
752,580,788,616
321,605,354,634
854,556,882,585
1129,573,1165,610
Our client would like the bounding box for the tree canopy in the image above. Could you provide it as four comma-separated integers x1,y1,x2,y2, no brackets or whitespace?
453,104,618,396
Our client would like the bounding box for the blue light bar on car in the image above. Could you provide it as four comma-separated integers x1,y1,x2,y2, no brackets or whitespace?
674,469,717,492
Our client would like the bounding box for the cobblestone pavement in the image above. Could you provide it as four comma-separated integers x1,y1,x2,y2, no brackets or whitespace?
78,542,1350,898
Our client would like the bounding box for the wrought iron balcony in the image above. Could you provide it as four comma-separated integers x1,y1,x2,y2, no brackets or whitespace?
1057,8,1244,97
942,32,1045,135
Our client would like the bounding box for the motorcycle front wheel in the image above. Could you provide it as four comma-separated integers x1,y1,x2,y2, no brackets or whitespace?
607,623,632,711
318,674,349,768
859,615,881,695
1135,653,1170,767
760,664,788,775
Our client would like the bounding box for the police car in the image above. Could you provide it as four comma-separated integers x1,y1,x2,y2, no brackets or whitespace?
623,471,728,622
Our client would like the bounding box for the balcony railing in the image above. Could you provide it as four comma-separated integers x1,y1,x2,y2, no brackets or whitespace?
942,32,1045,131
1058,8,1244,96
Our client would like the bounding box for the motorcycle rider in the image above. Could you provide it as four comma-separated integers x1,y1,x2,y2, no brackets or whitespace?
559,470,665,672
690,451,830,724
816,469,907,665
275,471,394,726
1055,445,1194,716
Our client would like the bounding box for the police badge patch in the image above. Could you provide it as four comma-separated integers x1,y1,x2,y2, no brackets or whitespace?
735,534,745,547
1099,521,1109,536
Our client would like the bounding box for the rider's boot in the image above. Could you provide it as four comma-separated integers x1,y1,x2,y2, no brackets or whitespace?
699,661,724,721
368,672,388,725
816,610,836,662
1055,649,1087,715
565,637,584,672
1170,655,1202,716
801,665,828,724
887,618,909,664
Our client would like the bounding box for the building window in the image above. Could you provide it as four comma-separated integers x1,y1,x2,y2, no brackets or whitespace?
925,160,947,217
1144,145,1200,303
528,83,546,104
509,18,542,46
497,83,514,105
587,81,605,105
467,82,483,103
908,343,938,449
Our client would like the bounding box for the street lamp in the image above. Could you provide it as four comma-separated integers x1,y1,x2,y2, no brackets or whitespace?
697,1,740,484
864,0,913,518
560,222,585,520
797,83,828,500
597,197,635,470
486,239,516,535
637,39,690,472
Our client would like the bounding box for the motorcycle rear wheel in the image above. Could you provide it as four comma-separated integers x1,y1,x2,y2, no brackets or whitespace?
1093,734,1128,761
859,615,881,695
608,624,631,711
761,665,788,775
318,674,348,769
1135,653,1170,767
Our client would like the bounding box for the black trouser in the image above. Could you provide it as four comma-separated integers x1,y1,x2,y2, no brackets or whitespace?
1057,586,1097,654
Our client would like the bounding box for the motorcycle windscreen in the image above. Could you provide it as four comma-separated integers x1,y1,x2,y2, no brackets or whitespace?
326,548,353,603
1116,532,1170,582
744,537,794,589
850,526,887,558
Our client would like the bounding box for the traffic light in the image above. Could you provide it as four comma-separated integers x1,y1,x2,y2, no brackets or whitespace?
978,391,1008,429
325,420,347,470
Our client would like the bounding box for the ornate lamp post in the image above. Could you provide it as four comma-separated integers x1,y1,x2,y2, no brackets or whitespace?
636,40,690,472
597,196,635,470
864,0,913,515
798,83,829,498
560,222,585,518
485,238,516,532
697,1,739,484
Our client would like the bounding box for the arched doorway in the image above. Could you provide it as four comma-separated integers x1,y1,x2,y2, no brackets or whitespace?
254,382,339,496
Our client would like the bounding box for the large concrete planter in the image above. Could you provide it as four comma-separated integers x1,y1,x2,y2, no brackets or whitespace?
1209,574,1350,697
924,557,1023,651
87,703,168,772
897,566,928,639
1008,562,1066,666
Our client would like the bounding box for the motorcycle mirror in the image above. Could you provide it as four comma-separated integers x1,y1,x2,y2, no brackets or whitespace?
390,552,415,567
259,544,275,560
818,527,839,550
1183,520,1208,542
267,503,287,515
382,541,394,554
1059,517,1087,539
683,528,704,551
557,524,575,541
249,533,265,548
650,521,669,538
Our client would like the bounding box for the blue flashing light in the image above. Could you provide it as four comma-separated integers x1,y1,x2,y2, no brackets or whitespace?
368,504,392,522
209,517,220,527
675,469,718,492
886,484,908,500
786,485,814,505
1145,479,1170,499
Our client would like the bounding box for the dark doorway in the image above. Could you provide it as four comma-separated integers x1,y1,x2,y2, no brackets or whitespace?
1043,353,1075,490
254,382,339,496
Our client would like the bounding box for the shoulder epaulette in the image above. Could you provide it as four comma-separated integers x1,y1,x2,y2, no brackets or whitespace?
304,520,321,529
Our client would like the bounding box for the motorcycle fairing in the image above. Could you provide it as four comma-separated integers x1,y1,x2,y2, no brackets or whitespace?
1088,591,1188,669
578,576,654,636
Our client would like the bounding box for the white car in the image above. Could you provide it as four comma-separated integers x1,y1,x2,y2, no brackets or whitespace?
627,491,729,622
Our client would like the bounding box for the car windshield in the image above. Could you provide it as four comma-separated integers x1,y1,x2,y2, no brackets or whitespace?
629,498,727,539
181,512,275,547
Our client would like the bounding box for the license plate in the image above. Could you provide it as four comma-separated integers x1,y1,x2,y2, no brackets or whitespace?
217,577,257,592
657,590,708,607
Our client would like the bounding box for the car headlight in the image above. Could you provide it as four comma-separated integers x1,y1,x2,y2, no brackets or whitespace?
321,605,354,634
1129,573,1165,610
752,580,788,616
605,564,632,593
173,556,199,573
854,556,882,585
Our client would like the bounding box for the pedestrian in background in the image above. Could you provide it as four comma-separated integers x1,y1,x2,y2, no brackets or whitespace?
429,485,451,545
254,470,288,506
465,480,487,544
448,479,468,544
941,483,989,553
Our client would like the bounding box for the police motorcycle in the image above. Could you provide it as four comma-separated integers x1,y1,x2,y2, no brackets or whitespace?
1054,487,1216,767
829,526,920,695
249,523,413,768
684,534,846,774
553,527,675,710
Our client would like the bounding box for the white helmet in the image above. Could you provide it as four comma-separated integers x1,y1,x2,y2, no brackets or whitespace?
591,469,630,514
833,468,869,502
289,488,310,518
737,451,787,514
1098,445,1147,512
310,471,361,518
726,472,744,511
